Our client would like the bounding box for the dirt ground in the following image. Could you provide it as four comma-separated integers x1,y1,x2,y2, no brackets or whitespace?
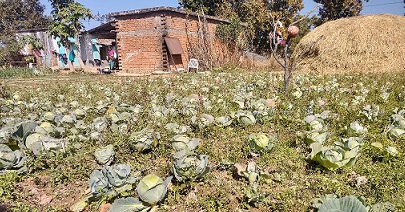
15,175,88,211
2,71,154,89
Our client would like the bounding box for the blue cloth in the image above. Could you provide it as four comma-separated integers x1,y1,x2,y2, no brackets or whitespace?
69,50,75,62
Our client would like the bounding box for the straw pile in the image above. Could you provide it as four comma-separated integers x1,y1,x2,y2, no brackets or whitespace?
293,14,405,73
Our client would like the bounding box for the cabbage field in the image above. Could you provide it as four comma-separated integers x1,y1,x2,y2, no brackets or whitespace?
0,70,404,211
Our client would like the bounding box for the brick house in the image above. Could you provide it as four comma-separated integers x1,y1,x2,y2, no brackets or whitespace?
89,7,232,73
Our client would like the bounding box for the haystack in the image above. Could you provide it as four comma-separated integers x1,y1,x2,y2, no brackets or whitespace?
293,14,405,73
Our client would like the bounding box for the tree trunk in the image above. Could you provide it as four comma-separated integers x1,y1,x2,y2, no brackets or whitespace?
75,35,85,70
283,39,291,95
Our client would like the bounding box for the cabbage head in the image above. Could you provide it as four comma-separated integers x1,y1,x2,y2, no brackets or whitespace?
347,121,367,136
359,104,379,121
172,152,210,182
303,115,327,132
191,114,215,130
89,164,136,196
59,114,77,127
90,117,108,132
89,169,111,195
0,144,26,171
250,98,273,111
102,164,134,187
25,134,66,156
215,116,233,127
136,174,172,205
42,112,55,122
248,133,275,152
319,196,367,212
391,109,405,129
388,128,405,140
165,123,190,134
129,128,160,152
232,110,256,127
304,131,329,145
334,137,363,152
171,135,200,152
94,144,115,165
73,109,86,120
35,122,57,137
309,142,360,170
0,126,13,144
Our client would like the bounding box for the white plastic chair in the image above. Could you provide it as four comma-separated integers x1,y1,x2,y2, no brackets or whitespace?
187,58,199,72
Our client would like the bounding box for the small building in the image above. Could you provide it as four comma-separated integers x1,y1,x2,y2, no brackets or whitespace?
89,6,232,74
16,29,92,69
14,28,54,68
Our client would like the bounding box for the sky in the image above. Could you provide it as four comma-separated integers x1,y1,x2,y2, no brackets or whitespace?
39,0,404,30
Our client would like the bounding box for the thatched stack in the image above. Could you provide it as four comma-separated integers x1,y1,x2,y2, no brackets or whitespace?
293,14,405,73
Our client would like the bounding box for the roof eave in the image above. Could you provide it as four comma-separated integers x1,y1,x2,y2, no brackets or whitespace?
109,6,230,24
86,21,116,34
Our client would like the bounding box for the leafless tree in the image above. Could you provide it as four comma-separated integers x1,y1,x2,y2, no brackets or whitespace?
269,5,321,95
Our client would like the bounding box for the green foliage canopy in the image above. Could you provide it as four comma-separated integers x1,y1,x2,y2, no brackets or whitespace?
48,0,92,70
179,0,222,16
314,0,369,25
48,1,92,47
180,0,309,54
0,0,49,65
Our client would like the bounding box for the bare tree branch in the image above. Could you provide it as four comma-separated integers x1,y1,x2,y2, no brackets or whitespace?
268,13,286,68
268,4,321,95
291,4,321,26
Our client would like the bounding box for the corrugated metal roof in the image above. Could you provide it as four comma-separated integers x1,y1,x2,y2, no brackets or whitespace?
87,21,116,39
96,39,115,45
164,37,184,55
109,6,230,24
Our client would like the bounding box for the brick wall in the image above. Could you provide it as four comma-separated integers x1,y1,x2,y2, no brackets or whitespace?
115,10,227,73
115,13,163,73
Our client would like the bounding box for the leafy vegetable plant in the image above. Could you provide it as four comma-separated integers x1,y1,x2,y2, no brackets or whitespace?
318,196,367,212
231,110,256,127
371,142,399,159
129,128,160,152
136,174,172,205
109,197,149,212
248,132,275,152
309,137,362,170
387,109,405,140
89,164,137,197
302,115,330,145
0,144,26,173
94,144,115,165
172,151,210,182
171,135,200,152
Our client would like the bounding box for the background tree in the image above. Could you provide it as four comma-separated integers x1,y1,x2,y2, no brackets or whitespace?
180,0,307,54
48,0,92,71
94,12,113,25
179,0,222,16
314,0,369,25
238,0,274,54
50,0,71,11
0,0,49,66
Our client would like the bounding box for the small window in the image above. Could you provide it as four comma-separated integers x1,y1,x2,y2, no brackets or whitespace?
164,37,184,55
